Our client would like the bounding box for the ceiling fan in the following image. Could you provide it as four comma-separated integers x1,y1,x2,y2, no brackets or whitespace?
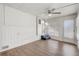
42,8,61,17
47,8,61,14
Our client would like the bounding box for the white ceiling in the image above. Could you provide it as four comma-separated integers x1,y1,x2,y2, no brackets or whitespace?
5,3,79,19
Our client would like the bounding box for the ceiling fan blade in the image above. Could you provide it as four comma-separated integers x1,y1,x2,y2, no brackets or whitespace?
51,12,61,14
51,8,56,11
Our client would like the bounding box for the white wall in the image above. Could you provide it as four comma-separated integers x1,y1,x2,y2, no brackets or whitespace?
48,17,64,41
0,4,4,50
0,4,39,52
76,12,79,48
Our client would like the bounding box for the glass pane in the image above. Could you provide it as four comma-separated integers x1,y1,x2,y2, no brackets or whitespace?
64,20,74,39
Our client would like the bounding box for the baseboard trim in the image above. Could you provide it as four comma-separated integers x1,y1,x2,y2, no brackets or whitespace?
0,39,40,52
51,39,77,46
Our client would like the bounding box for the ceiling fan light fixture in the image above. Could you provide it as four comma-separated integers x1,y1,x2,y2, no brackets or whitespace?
48,14,52,16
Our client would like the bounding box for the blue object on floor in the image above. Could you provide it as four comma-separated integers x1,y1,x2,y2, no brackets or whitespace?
41,33,51,40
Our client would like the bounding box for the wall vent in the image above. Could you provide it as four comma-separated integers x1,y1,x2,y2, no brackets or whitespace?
2,45,9,49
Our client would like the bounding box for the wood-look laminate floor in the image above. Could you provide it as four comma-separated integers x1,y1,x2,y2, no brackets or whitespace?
0,39,79,56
